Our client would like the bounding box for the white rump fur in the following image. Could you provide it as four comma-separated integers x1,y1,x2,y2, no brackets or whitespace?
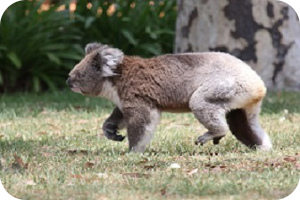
85,43,124,77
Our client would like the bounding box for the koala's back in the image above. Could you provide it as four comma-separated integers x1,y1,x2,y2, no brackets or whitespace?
115,52,266,111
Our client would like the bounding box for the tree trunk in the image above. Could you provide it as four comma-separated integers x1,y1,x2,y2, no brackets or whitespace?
175,0,300,91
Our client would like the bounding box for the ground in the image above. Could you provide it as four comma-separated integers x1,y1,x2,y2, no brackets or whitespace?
0,90,299,200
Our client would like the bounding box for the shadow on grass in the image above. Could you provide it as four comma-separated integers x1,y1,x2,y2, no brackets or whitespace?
0,135,253,162
0,136,129,159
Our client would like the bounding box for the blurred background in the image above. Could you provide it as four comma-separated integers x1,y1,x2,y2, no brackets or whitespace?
0,0,299,93
0,0,176,93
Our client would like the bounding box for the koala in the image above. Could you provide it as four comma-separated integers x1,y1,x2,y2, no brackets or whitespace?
67,42,272,153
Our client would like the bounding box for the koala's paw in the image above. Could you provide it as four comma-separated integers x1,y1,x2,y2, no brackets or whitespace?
103,126,125,142
195,135,210,146
195,131,217,146
195,133,225,146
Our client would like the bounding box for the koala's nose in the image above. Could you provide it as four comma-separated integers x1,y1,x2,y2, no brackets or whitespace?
66,76,72,87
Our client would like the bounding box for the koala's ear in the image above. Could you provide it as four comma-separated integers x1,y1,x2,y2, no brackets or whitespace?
85,42,102,54
99,47,124,77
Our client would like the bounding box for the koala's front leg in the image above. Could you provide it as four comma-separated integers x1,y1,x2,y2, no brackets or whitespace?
102,107,126,142
124,107,160,153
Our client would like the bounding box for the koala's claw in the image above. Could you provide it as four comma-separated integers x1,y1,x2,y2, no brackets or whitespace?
113,134,126,141
103,129,125,142
195,134,224,146
195,135,209,146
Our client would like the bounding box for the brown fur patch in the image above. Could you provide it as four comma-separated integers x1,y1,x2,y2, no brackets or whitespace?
112,56,196,110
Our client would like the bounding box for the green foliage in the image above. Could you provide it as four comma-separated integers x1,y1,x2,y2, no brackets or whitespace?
0,0,84,92
73,0,176,57
0,0,177,92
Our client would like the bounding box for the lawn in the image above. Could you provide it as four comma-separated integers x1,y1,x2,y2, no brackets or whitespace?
0,90,299,200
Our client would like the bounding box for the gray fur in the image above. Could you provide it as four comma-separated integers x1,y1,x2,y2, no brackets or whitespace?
85,42,102,54
67,43,272,153
100,46,124,77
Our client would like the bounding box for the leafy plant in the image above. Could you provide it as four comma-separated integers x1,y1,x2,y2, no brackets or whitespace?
0,0,177,93
73,0,177,57
0,0,83,92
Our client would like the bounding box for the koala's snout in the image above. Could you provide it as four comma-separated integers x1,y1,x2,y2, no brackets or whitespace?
66,75,73,87
66,75,82,94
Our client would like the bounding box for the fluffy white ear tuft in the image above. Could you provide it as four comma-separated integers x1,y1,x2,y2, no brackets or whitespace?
100,47,124,77
85,43,102,54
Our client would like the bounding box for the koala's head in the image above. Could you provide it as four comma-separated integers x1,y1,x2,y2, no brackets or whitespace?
67,43,124,96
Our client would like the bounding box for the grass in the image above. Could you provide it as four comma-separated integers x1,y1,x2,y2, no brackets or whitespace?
0,90,299,200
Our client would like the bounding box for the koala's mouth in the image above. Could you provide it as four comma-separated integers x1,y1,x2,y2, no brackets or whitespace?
70,86,90,95
70,86,82,94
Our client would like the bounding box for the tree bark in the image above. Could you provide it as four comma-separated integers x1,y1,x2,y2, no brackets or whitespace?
175,0,300,91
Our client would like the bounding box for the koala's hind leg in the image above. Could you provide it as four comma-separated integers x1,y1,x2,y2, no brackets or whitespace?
227,101,272,150
102,107,126,141
212,136,225,145
189,90,230,146
124,107,161,153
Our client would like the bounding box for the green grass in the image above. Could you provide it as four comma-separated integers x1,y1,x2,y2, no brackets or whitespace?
0,90,299,200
